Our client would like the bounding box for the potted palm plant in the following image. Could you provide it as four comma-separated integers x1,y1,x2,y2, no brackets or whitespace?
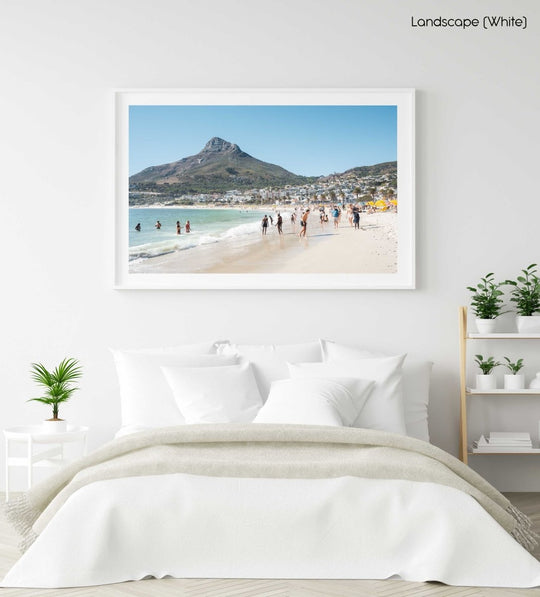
503,357,525,390
28,357,82,433
467,273,506,333
505,264,540,333
474,354,500,390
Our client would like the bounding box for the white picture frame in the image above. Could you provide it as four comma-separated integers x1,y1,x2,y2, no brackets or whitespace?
115,88,415,289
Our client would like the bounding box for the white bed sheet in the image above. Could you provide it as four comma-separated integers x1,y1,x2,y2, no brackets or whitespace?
3,473,540,588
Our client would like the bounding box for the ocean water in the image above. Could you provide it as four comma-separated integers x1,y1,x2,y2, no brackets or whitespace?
128,207,268,261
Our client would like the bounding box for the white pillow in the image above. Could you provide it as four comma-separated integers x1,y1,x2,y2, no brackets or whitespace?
288,354,407,435
111,348,237,429
216,341,322,400
162,360,263,424
320,339,432,442
122,341,220,355
253,377,374,426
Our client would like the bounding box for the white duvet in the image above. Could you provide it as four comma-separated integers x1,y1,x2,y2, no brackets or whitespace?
3,473,540,588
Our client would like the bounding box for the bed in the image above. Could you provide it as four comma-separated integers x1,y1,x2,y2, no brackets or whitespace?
3,339,540,589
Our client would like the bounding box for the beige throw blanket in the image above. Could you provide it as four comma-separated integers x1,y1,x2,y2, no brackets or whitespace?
6,424,537,553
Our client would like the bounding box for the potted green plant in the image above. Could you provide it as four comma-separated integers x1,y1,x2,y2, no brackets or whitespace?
503,357,525,390
474,354,500,390
504,264,540,333
28,357,82,433
467,273,506,333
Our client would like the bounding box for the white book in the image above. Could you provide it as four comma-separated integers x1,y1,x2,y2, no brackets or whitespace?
489,432,531,441
489,440,532,448
489,437,531,441
488,432,532,446
474,435,532,449
472,447,540,453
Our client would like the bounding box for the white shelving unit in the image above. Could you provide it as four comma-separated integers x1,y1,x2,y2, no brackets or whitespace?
459,306,540,464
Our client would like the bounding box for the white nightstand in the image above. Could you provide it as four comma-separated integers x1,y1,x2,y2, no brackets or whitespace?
4,425,88,501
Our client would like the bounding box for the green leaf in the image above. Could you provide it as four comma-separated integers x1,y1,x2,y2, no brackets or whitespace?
27,397,54,405
28,358,82,418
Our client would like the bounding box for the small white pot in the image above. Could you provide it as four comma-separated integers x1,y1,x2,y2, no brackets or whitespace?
504,374,525,391
529,372,540,389
42,419,67,433
476,318,497,334
516,315,540,334
476,374,497,391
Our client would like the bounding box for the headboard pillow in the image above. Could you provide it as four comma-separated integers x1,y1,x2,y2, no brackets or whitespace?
111,344,236,431
216,341,322,400
162,360,263,424
288,353,407,435
253,377,374,427
320,339,433,442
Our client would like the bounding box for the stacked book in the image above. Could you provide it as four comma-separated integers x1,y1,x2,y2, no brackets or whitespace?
473,432,535,453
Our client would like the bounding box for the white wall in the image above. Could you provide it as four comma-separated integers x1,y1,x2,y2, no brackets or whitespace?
1,0,539,491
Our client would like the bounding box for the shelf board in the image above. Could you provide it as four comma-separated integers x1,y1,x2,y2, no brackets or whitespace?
467,388,540,395
467,333,540,339
469,449,540,455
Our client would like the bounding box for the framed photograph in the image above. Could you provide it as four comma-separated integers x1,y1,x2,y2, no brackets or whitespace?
115,88,415,289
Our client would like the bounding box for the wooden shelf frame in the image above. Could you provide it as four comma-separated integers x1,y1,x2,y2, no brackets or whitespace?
459,307,468,463
459,306,540,464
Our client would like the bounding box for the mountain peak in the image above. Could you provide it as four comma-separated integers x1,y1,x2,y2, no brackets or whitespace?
203,137,240,153
129,136,311,194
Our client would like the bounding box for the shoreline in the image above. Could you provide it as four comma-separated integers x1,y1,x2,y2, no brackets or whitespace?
129,211,397,275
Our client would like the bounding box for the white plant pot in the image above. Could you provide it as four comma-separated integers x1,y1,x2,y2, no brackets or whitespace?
476,318,497,334
42,419,67,434
476,374,497,391
504,374,525,391
516,315,540,334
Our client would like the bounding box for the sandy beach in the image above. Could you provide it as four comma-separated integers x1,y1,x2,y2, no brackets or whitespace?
129,210,397,275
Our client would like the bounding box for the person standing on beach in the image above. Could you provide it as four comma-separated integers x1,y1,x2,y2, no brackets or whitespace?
319,207,327,230
347,204,354,227
332,206,339,229
176,220,182,235
185,220,191,233
353,206,360,230
290,211,296,231
261,214,269,235
276,212,283,235
299,209,309,238
155,220,162,230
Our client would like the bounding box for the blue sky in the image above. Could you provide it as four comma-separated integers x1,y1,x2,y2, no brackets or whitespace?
129,105,397,177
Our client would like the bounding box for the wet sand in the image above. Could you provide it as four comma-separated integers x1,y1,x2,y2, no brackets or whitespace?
129,212,397,275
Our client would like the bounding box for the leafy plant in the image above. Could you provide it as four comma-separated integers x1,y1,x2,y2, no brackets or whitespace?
474,354,501,375
503,357,524,375
504,264,540,316
467,273,506,319
28,358,82,420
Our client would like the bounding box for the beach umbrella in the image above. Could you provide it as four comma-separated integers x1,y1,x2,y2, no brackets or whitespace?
375,200,387,211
